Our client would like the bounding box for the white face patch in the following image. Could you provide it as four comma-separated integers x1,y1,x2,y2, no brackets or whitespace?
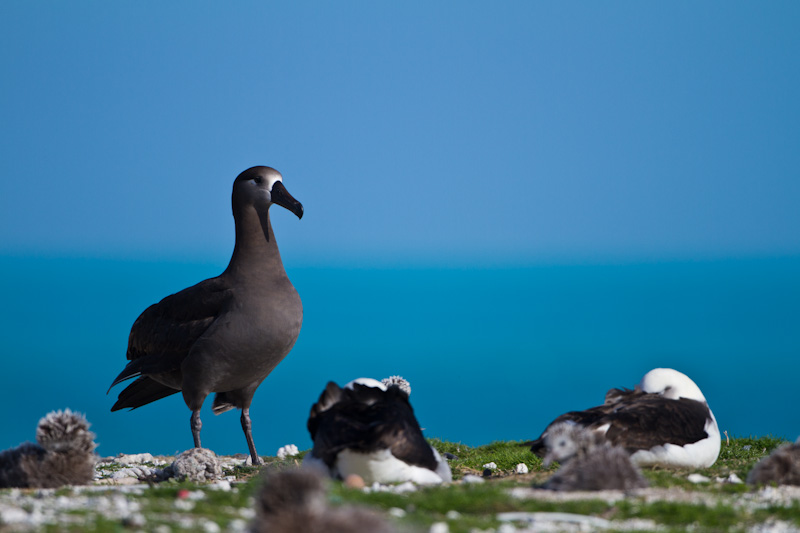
266,171,283,192
344,378,387,391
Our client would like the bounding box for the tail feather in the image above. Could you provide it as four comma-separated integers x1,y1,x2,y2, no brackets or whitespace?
107,360,144,393
111,377,180,411
212,392,236,415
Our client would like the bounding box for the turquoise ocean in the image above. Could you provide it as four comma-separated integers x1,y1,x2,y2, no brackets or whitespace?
1,255,798,457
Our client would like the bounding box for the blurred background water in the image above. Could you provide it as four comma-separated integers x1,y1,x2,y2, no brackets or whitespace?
1,255,797,457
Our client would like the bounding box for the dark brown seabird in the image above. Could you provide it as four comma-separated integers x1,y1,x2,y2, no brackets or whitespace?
108,166,303,465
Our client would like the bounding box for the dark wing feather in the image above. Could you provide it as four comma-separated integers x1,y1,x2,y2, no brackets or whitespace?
110,376,181,411
307,381,345,441
109,277,230,391
599,397,711,452
126,276,231,361
604,387,642,405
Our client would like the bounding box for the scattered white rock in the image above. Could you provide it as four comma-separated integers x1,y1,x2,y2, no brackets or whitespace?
445,510,461,520
688,473,711,484
174,499,195,511
497,524,517,533
208,480,233,491
515,463,529,474
110,466,159,480
114,453,156,465
462,475,485,484
227,518,248,533
200,519,221,533
483,462,498,470
365,481,419,494
498,511,611,529
430,522,449,533
276,444,299,459
388,507,407,518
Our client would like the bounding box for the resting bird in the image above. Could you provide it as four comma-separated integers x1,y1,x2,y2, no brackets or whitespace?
541,421,648,491
108,166,303,465
530,368,720,469
747,437,800,486
303,377,452,484
251,468,396,533
0,409,97,488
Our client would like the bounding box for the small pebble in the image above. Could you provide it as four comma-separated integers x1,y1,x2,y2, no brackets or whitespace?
430,522,449,533
227,519,248,533
208,480,232,491
483,462,498,470
688,473,711,484
174,499,195,511
393,481,418,493
445,510,461,519
200,519,221,533
462,474,485,484
515,463,529,474
728,473,744,484
122,514,146,528
388,507,406,518
344,474,366,489
114,453,155,466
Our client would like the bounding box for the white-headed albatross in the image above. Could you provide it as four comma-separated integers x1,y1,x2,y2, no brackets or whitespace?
108,166,304,465
303,377,452,485
530,368,720,469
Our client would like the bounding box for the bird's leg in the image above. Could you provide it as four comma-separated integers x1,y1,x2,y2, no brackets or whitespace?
241,408,262,465
191,410,203,448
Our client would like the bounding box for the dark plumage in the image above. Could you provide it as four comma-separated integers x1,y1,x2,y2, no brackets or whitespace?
747,438,800,486
304,378,451,484
251,468,396,533
542,422,648,492
109,166,304,465
0,410,97,488
530,368,720,468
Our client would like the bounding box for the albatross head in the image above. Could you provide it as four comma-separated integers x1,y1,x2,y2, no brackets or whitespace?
233,166,304,241
639,368,707,403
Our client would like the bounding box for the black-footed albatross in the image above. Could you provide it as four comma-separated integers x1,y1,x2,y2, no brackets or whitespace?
108,166,303,465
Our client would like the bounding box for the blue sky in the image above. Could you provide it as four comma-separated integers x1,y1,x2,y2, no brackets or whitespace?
2,2,799,265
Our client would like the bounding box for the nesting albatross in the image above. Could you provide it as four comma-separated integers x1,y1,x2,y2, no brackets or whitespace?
108,166,303,465
530,368,720,469
303,377,452,484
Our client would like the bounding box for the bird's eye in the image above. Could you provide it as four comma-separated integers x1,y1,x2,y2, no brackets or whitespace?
254,176,263,185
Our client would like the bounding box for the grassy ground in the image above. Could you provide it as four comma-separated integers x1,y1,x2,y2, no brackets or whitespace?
2,436,799,532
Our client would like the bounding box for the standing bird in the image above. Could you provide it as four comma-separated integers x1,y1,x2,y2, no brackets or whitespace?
530,368,720,469
108,166,304,465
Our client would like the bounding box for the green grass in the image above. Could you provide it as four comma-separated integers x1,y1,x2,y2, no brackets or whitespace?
1,436,798,532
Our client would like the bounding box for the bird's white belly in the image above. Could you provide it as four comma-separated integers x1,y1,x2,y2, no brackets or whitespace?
334,448,446,485
630,415,721,468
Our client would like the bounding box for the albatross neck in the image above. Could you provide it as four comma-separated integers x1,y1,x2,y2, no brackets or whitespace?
223,206,287,280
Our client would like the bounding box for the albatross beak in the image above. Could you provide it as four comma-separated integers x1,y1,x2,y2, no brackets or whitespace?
271,181,304,220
